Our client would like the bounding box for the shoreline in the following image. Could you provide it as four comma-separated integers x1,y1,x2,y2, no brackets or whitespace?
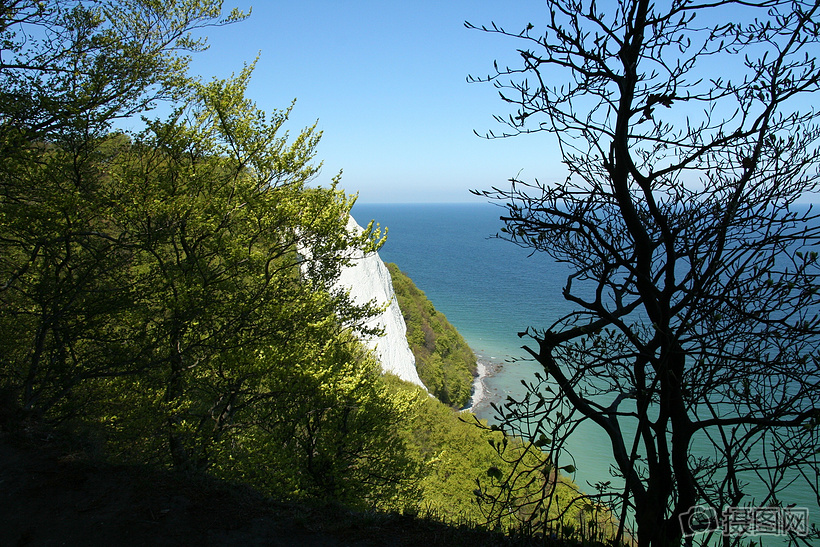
462,355,501,414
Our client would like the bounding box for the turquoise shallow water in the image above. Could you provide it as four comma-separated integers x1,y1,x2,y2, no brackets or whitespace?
352,202,819,534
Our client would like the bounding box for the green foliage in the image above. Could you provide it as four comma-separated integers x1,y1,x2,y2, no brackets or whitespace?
387,263,476,407
379,374,513,524
379,373,612,537
201,333,423,512
0,0,408,512
474,435,620,541
0,3,600,533
0,0,247,143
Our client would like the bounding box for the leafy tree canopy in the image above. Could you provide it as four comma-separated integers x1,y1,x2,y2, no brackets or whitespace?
0,0,410,508
0,1,621,531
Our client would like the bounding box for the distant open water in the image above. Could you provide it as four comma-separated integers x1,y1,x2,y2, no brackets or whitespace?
352,202,819,532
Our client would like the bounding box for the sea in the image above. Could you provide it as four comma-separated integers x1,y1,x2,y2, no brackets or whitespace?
352,202,819,536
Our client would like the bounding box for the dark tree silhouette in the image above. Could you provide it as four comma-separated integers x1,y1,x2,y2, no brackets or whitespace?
468,1,820,545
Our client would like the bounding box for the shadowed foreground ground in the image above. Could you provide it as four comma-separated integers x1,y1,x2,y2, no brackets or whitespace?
0,431,538,547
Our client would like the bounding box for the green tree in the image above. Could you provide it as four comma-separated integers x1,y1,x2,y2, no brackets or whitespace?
0,1,418,511
469,1,820,545
0,0,244,141
0,0,422,511
0,0,246,421
191,330,422,511
100,67,391,475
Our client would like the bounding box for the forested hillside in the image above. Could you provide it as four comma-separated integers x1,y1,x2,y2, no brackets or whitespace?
387,263,476,408
0,3,614,542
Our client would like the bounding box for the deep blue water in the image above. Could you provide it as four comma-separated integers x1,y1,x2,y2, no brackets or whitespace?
352,202,819,533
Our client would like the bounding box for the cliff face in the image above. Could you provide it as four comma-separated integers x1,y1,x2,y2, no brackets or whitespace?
334,216,426,389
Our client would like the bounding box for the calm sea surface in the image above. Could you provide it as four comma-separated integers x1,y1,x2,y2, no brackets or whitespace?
352,202,818,530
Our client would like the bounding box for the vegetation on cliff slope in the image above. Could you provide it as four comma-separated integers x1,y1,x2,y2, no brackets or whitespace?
385,268,614,537
0,0,486,519
0,3,617,543
0,0,412,511
387,263,476,408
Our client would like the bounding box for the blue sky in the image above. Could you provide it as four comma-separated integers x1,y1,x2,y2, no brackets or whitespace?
187,1,559,203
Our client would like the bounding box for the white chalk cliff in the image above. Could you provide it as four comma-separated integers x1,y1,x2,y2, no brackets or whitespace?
334,216,426,389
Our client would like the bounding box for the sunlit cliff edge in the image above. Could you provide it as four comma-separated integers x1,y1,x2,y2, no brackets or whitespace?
335,216,427,389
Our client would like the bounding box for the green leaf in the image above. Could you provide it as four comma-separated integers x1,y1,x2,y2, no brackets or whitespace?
533,434,552,448
486,466,504,480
